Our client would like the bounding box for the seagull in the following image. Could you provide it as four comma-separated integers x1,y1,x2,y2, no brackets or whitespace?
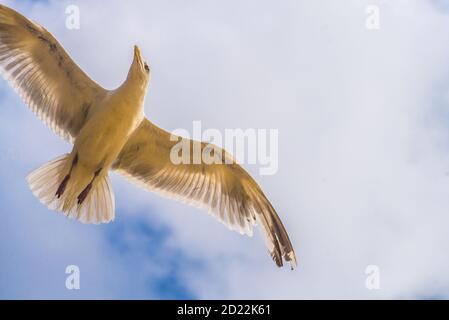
0,4,296,268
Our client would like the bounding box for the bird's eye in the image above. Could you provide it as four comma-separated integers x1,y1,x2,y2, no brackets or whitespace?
144,63,150,72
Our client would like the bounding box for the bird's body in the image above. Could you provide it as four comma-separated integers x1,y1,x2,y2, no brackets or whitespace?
76,88,143,167
0,4,297,268
66,54,147,208
58,84,144,214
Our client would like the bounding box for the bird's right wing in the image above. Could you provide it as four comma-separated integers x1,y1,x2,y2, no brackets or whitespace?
113,119,297,268
0,4,106,142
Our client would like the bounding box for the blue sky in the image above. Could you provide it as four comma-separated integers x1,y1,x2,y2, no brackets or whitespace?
2,0,449,299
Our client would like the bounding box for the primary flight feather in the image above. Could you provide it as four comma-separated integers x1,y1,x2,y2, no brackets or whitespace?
0,4,296,268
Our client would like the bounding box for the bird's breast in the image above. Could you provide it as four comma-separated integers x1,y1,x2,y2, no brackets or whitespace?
73,93,144,170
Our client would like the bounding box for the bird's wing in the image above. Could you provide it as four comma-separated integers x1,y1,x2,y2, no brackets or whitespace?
0,5,106,142
113,119,297,268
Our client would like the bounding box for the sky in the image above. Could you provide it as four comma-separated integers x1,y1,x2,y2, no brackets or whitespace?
1,0,449,299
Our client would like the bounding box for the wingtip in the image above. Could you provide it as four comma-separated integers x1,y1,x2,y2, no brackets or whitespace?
289,255,298,271
271,249,298,270
283,251,298,270
288,251,298,269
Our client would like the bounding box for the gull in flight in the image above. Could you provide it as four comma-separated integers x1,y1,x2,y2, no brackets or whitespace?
0,4,296,268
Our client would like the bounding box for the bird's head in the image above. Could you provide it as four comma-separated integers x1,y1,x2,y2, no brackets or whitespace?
128,45,151,89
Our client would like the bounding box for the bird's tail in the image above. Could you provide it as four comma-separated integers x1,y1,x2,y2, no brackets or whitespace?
26,154,115,224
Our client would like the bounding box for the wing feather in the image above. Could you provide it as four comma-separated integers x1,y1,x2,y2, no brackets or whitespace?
113,119,297,268
0,4,106,142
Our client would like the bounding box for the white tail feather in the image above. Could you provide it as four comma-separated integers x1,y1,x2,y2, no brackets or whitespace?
26,155,115,224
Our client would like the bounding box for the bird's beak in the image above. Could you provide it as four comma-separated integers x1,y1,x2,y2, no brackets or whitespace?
134,45,143,65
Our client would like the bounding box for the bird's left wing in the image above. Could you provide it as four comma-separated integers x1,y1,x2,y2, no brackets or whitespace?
113,119,297,268
0,5,106,142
